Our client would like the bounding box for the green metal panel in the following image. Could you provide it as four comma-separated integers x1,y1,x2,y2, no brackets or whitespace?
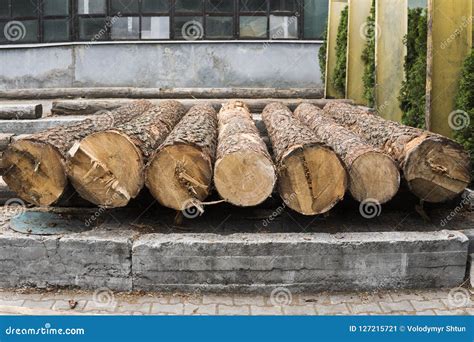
325,0,348,98
425,0,473,137
346,0,372,104
375,0,407,121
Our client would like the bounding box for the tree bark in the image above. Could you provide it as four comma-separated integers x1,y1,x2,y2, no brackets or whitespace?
0,104,42,119
2,100,152,206
214,101,276,206
294,103,400,203
66,101,186,207
145,104,218,211
323,102,471,202
262,102,347,215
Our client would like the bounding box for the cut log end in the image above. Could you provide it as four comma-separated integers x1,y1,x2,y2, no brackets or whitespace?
66,131,144,207
146,144,213,211
349,152,400,204
278,145,347,215
214,150,276,206
404,138,471,203
2,140,66,206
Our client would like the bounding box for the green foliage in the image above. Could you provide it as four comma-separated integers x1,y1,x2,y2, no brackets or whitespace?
454,49,474,181
318,23,328,85
332,5,348,98
398,8,427,129
361,0,376,107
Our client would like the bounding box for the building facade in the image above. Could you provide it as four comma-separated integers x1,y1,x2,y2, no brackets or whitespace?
0,0,328,89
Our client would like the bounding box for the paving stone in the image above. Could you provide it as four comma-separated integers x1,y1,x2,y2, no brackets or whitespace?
414,310,436,315
434,309,466,315
390,291,425,302
234,295,266,306
282,305,316,315
379,300,414,313
202,294,233,305
422,290,451,300
315,303,350,315
52,300,87,311
183,304,217,315
0,299,24,306
350,303,383,314
116,303,151,314
23,300,55,310
411,299,446,311
218,304,250,315
250,306,283,315
83,301,118,312
330,294,362,305
150,303,184,315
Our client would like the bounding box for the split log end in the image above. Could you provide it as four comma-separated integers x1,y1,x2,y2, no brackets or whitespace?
404,137,471,203
66,130,144,207
145,144,213,211
278,144,347,216
2,139,66,206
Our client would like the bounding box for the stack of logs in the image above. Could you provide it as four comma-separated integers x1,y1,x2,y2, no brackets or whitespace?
2,100,471,216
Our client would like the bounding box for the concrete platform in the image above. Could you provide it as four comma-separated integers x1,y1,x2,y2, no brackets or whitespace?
0,203,471,293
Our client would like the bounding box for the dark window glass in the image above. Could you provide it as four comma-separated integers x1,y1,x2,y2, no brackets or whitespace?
78,0,107,14
0,1,9,17
142,16,170,39
142,0,169,13
12,0,38,17
174,16,203,39
175,0,203,12
43,0,69,16
111,16,139,39
269,15,297,38
206,16,233,38
303,0,327,39
270,0,296,12
43,19,69,42
207,0,233,12
240,16,267,38
111,0,139,14
79,17,107,40
240,0,267,12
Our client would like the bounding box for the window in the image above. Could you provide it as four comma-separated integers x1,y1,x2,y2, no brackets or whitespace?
0,0,328,44
303,0,328,39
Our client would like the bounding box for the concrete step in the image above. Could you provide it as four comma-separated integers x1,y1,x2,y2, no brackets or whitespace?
0,225,468,292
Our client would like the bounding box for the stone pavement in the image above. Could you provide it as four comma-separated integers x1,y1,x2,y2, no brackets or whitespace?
0,287,472,316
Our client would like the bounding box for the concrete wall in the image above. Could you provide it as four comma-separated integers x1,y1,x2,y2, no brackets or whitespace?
0,42,322,90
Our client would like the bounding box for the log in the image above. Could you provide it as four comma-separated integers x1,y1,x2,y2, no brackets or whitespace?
0,104,42,119
262,103,347,215
66,101,186,207
2,100,153,206
214,101,276,206
0,87,323,100
50,98,353,116
323,102,471,202
145,104,218,211
294,103,400,204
